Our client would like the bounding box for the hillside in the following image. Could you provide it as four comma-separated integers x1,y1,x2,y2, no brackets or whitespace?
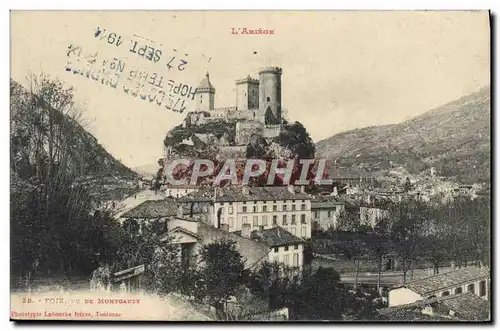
316,86,491,184
10,79,139,201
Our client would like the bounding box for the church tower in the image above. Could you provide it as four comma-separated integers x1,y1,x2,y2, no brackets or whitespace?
195,72,215,111
258,67,282,125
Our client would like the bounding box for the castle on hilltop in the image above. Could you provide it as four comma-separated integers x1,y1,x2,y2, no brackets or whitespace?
181,67,285,149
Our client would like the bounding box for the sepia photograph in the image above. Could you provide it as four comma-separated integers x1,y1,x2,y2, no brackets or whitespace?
9,10,491,322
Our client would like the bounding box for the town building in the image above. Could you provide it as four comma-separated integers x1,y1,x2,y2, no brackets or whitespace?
177,185,313,239
311,198,345,231
388,267,490,308
235,225,304,268
162,217,305,270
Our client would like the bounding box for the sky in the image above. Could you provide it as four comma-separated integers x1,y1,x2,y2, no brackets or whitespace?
10,11,490,168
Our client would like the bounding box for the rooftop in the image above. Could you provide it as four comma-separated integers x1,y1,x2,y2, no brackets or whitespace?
120,199,198,219
379,292,490,321
310,195,346,209
196,72,215,91
244,226,305,247
177,185,311,203
392,267,490,295
235,75,259,84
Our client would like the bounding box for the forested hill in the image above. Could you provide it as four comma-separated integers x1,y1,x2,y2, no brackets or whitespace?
316,86,491,184
10,78,139,200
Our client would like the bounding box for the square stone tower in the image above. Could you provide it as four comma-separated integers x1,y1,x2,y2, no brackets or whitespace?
235,76,259,110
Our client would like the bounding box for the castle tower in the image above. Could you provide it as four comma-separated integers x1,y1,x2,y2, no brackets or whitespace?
258,67,282,125
235,75,259,110
195,72,215,111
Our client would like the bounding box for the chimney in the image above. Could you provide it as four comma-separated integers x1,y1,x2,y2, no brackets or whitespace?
287,185,295,195
177,204,183,218
220,223,229,232
241,223,251,238
300,186,305,193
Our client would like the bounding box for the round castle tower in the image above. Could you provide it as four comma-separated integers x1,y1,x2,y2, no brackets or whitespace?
258,67,282,125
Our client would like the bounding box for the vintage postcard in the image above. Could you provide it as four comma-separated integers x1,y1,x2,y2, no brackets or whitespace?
9,10,491,322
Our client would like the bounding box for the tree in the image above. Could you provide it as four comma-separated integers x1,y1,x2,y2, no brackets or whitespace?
294,266,345,320
196,238,246,318
274,122,316,159
246,134,269,159
388,199,428,283
336,206,364,289
365,219,391,294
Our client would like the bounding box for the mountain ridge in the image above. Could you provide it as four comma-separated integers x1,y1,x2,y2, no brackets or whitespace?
315,86,491,184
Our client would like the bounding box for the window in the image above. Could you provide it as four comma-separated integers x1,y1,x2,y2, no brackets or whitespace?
253,216,258,227
274,247,279,253
291,227,296,236
283,204,287,211
242,216,247,223
314,211,319,218
263,205,267,212
301,226,306,238
284,255,290,266
242,206,247,213
273,205,277,212
467,284,475,294
479,280,487,297
455,287,462,294
253,206,258,213
301,214,306,224
301,204,306,210
328,211,333,218
267,97,270,102
262,215,268,226
291,215,296,224
292,204,296,211
273,215,278,225
285,245,289,251
442,291,450,297
293,253,299,267
228,206,234,214
294,245,299,250
229,217,234,228
282,215,288,225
